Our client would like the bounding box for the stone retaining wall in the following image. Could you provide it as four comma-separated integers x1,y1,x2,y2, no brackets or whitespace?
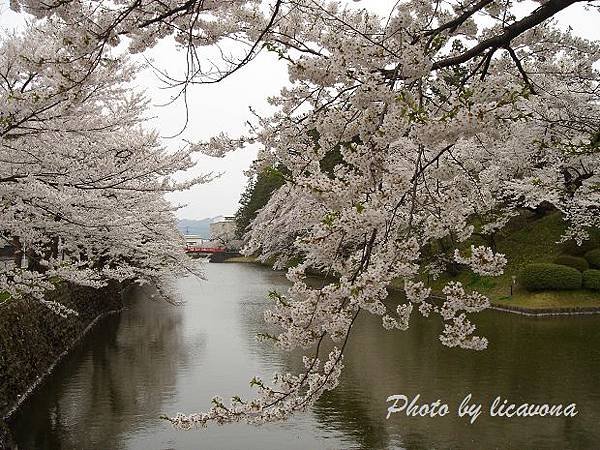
489,303,600,317
0,282,124,448
427,293,600,317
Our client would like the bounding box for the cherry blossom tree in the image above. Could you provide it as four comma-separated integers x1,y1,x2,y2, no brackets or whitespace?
2,0,287,313
0,19,208,313
169,0,600,427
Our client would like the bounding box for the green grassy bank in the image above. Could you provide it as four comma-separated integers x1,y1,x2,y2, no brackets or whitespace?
412,212,600,310
227,212,600,310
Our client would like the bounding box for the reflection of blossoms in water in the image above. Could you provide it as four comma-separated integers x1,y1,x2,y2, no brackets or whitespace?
9,282,199,449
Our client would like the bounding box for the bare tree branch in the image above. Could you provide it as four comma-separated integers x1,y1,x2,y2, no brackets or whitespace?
431,0,584,70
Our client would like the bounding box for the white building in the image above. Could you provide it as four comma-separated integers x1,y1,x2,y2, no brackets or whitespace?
184,235,216,249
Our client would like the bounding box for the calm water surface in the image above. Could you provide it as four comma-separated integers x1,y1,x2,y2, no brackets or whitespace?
10,263,600,449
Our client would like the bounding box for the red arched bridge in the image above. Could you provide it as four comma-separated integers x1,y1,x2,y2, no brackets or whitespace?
184,246,226,254
185,245,240,262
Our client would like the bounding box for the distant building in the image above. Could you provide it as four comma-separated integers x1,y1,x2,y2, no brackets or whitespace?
183,235,216,249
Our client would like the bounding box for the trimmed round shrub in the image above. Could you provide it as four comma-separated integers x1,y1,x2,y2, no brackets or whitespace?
552,255,589,272
583,270,600,291
584,249,600,269
519,263,583,291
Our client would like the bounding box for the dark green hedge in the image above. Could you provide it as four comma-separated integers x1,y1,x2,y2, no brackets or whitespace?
583,269,600,291
519,263,583,291
552,255,589,272
584,249,600,269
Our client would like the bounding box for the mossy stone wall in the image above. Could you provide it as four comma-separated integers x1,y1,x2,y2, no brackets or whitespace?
0,282,123,447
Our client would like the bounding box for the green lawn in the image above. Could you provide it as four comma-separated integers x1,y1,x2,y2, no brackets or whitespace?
493,288,600,309
224,256,258,263
397,212,600,310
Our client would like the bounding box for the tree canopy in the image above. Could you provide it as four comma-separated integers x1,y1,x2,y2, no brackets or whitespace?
235,167,287,238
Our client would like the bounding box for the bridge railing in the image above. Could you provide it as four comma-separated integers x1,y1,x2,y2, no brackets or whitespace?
184,247,226,253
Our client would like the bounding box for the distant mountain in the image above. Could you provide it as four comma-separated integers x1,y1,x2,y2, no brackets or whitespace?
177,218,216,237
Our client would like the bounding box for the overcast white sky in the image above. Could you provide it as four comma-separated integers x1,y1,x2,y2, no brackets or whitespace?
1,1,599,220
137,45,289,220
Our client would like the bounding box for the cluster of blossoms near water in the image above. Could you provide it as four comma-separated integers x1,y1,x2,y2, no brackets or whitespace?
3,0,600,428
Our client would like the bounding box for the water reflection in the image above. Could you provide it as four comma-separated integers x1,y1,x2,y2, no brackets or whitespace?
310,304,600,449
11,263,352,449
9,263,600,449
11,285,191,449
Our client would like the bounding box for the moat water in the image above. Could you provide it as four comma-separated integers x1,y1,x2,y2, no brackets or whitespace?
9,263,600,449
